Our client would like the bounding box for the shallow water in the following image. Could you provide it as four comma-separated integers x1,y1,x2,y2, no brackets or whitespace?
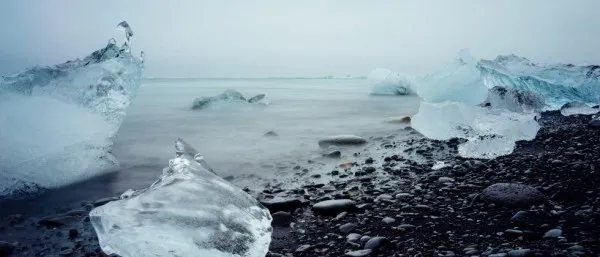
3,78,421,216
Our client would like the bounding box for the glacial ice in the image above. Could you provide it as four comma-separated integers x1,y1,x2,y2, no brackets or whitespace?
478,55,600,108
0,22,143,198
89,138,273,257
484,86,546,112
368,68,416,95
411,101,540,158
417,49,489,105
191,89,268,110
560,102,598,116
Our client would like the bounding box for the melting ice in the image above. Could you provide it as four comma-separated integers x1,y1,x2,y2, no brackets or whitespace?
191,89,269,110
0,22,143,198
367,68,417,96
90,138,273,257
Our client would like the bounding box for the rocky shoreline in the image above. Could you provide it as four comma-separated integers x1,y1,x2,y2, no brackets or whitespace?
1,111,599,257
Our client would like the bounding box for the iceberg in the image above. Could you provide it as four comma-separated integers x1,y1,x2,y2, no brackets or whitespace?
368,68,416,95
560,102,598,116
89,138,273,257
411,101,540,159
484,86,546,112
0,21,143,198
417,49,489,105
191,89,268,110
478,55,600,108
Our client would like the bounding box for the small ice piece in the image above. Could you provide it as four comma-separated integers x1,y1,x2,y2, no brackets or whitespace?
116,21,133,47
368,68,417,95
478,54,600,108
411,101,540,158
417,49,489,105
560,102,598,116
485,86,546,112
89,138,273,257
431,161,449,170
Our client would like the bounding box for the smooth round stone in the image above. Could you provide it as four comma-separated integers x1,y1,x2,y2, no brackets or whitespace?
318,135,367,147
481,183,546,207
271,211,294,227
345,249,372,257
339,223,358,234
381,217,395,224
312,199,356,215
364,237,390,251
543,228,562,238
346,233,362,243
507,249,534,257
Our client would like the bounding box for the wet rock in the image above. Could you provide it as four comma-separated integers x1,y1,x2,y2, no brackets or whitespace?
381,217,395,224
38,215,79,228
92,196,119,207
345,249,372,257
507,249,534,257
339,223,358,234
264,131,279,137
347,233,362,243
323,151,342,158
312,199,356,215
481,183,546,207
318,135,367,147
271,211,294,227
364,236,390,251
259,197,303,213
295,244,313,253
0,241,16,257
543,228,562,239
68,228,78,239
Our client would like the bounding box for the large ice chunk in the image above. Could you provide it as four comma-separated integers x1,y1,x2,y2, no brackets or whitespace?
417,49,489,105
484,86,546,112
478,55,600,108
411,101,540,159
0,21,143,198
191,89,268,110
368,68,417,95
89,138,273,257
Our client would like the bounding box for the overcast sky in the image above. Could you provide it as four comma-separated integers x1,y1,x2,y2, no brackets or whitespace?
1,0,599,78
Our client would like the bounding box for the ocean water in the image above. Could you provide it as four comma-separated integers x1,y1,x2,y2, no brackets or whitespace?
3,78,421,216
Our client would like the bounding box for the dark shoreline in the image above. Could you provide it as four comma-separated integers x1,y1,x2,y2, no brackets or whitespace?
1,111,599,257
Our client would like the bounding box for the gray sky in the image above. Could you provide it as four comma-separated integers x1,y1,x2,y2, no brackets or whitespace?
1,0,599,78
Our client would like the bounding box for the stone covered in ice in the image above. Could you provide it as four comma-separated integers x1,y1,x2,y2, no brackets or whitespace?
485,86,546,112
478,54,600,108
0,22,143,198
560,102,598,116
89,139,272,257
411,101,540,158
417,49,489,105
368,68,416,95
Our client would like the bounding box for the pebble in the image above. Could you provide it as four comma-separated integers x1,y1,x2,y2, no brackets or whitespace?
347,233,362,243
339,223,358,234
312,199,356,215
345,249,372,257
381,217,395,224
363,236,390,251
481,183,546,207
271,211,294,227
295,244,313,253
0,241,16,257
507,249,534,257
543,228,562,239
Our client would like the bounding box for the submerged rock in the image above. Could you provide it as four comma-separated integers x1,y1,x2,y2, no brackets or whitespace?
318,135,367,147
481,183,546,207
